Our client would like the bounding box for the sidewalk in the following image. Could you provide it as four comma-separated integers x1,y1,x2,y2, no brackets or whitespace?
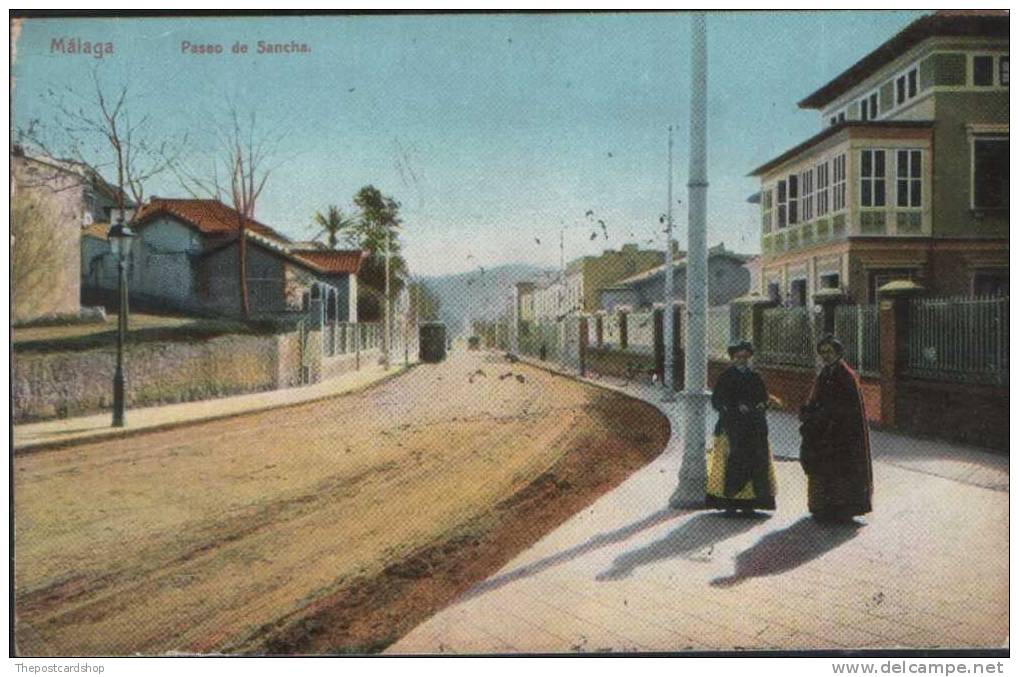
387,357,1009,653
13,358,415,454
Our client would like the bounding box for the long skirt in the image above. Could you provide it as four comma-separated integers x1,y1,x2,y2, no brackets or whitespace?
705,434,777,510
807,468,871,517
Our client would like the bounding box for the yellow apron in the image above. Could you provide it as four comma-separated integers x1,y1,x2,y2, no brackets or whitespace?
705,434,778,501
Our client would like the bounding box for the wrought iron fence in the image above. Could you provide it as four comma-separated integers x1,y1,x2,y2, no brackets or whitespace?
706,305,732,361
759,306,815,368
319,321,381,357
360,322,381,351
834,304,880,375
518,320,562,361
906,296,1008,385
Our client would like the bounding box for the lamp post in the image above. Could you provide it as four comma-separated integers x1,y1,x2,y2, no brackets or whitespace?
107,218,135,428
671,11,710,509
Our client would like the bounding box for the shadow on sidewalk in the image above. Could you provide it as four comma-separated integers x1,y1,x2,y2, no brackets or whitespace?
595,512,766,582
710,516,862,588
457,508,685,603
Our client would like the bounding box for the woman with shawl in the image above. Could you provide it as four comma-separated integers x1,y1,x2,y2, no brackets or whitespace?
799,334,874,523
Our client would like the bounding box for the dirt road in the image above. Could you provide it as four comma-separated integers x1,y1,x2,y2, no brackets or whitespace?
14,350,669,655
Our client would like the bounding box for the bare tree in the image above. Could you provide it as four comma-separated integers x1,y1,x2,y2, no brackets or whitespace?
175,106,287,318
16,67,185,217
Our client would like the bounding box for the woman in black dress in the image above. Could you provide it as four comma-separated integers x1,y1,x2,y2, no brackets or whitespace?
706,341,777,516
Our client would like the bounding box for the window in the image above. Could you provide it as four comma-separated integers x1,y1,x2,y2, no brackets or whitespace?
830,116,837,127
973,55,994,86
816,160,830,216
860,150,886,207
1001,56,1009,86
788,174,799,224
837,111,846,124
860,91,879,121
777,179,787,228
820,272,840,289
800,168,814,222
767,282,781,303
896,149,922,208
972,137,1008,209
895,66,919,107
832,154,847,212
789,279,808,307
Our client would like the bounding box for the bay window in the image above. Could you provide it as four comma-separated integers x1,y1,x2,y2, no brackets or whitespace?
816,160,830,216
896,149,922,208
800,168,814,221
788,174,799,224
777,179,787,228
832,154,846,212
860,149,886,208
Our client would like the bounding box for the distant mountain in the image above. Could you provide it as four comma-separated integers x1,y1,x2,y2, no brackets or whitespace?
419,263,552,336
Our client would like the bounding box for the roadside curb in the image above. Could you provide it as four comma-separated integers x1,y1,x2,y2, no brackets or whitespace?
509,352,802,461
13,363,418,456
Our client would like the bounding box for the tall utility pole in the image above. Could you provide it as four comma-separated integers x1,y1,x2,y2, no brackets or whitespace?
662,125,676,402
671,12,709,509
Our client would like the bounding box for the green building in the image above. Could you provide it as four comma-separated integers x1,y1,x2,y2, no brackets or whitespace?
751,10,1008,305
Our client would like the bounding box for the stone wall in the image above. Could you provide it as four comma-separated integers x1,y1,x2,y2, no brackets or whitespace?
13,331,304,422
586,347,657,384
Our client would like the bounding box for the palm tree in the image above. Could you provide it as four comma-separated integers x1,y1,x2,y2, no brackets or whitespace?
312,205,356,250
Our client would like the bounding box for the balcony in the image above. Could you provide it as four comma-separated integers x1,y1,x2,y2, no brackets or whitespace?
755,121,934,259
762,212,848,256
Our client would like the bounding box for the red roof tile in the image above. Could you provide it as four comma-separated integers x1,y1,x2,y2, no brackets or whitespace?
134,198,290,243
292,249,366,275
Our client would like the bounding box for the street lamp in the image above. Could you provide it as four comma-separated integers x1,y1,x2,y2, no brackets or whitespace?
107,219,135,427
670,11,709,510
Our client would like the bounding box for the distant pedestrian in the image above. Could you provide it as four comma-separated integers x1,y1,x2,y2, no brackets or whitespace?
799,334,873,523
706,340,777,516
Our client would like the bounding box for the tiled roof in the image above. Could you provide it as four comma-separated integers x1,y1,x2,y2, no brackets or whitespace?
134,198,289,243
291,249,366,275
799,10,1009,109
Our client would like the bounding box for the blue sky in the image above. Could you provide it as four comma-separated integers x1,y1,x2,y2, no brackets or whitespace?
12,11,927,276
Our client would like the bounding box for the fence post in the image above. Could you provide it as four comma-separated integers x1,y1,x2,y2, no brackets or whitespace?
672,302,684,391
877,280,924,427
307,297,324,383
355,322,361,370
653,307,664,383
579,316,588,377
730,295,778,360
812,288,845,337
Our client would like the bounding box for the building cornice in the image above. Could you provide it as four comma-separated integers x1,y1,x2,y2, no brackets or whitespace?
750,121,934,178
798,11,1008,109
